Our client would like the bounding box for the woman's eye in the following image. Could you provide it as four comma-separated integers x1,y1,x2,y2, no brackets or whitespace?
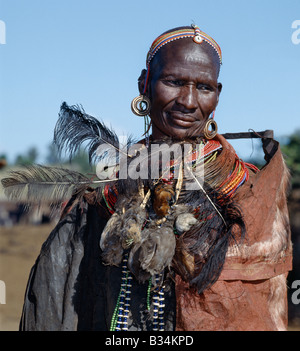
197,84,212,91
164,80,183,87
172,80,183,86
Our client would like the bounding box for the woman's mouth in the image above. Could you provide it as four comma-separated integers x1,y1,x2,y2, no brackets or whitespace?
167,112,196,128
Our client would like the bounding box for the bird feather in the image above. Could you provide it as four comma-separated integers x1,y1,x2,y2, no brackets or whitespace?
54,102,135,164
1,164,109,205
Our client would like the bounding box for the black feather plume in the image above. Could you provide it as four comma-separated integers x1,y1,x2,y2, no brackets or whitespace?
54,102,135,164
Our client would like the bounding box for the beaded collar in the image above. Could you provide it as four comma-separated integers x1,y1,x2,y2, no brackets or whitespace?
101,138,258,214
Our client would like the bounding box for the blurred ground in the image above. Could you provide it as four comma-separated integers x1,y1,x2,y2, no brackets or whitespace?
0,224,51,331
0,223,299,331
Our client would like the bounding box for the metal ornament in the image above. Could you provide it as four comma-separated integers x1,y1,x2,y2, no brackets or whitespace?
131,95,151,117
203,119,218,139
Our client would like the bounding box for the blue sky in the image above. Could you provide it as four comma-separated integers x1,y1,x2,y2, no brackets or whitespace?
0,0,299,163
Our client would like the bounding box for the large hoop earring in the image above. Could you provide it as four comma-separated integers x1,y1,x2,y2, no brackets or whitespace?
203,119,218,139
131,95,151,116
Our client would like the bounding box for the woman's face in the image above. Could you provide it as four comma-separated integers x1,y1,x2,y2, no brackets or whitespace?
145,39,222,140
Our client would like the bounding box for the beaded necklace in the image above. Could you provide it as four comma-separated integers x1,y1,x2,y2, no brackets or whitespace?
110,254,166,331
160,141,259,200
101,139,258,214
151,274,165,331
110,253,132,331
218,156,259,199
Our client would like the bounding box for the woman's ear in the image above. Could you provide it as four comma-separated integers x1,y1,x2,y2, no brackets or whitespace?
138,69,147,95
217,82,222,95
216,82,222,104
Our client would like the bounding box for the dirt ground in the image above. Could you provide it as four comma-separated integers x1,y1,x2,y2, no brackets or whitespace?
0,224,52,331
0,224,299,331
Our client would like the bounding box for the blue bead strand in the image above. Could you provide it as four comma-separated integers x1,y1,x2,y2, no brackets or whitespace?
151,273,165,331
110,257,165,331
110,254,131,331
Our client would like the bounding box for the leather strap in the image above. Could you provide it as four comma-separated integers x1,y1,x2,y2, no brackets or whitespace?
222,129,278,162
222,129,274,140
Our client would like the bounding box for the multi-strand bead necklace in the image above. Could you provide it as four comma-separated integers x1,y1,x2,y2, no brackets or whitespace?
110,254,165,331
110,254,132,331
151,274,165,331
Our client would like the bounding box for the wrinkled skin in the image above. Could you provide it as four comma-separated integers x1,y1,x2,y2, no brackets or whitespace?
139,38,222,140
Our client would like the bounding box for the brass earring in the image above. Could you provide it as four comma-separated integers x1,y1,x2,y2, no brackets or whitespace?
203,119,218,139
131,95,151,116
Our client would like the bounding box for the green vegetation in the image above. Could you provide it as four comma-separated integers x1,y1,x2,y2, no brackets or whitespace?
281,130,300,188
1,143,94,176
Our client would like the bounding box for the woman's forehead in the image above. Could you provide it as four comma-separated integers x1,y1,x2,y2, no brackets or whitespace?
151,39,220,78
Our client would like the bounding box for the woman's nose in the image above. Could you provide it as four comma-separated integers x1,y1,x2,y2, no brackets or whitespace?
175,85,198,111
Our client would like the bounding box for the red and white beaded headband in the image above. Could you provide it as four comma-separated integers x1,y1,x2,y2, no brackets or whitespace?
143,25,222,94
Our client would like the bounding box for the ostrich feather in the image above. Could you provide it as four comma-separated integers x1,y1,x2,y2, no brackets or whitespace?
54,102,136,164
1,164,108,205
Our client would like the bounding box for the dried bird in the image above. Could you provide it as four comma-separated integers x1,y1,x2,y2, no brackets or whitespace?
128,212,177,283
152,182,175,218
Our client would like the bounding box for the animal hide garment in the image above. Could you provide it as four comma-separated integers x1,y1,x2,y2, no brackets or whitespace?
175,135,292,331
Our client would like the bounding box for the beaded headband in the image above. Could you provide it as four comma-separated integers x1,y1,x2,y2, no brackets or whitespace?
143,25,222,94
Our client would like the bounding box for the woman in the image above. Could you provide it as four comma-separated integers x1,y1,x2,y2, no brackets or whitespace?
14,25,292,331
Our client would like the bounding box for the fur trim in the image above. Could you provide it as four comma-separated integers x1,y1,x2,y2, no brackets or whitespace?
268,274,288,330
